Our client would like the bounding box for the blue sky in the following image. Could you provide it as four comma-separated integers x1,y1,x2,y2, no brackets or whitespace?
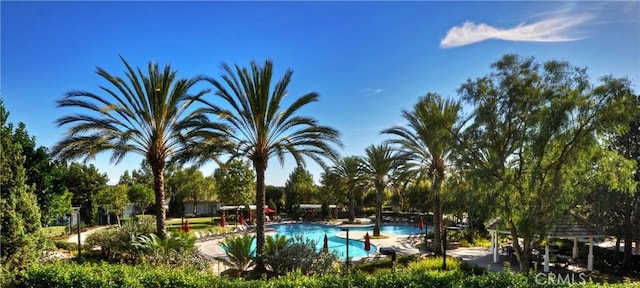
2,1,639,186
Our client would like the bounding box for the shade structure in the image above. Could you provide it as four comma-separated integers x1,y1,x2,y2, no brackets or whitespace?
419,217,424,230
220,214,225,227
265,207,276,214
364,232,371,252
239,213,245,225
323,234,329,253
184,220,190,233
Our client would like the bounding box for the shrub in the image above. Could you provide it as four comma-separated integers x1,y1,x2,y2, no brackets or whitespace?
53,240,78,252
17,261,640,288
263,234,338,276
84,217,157,262
215,234,255,277
130,232,207,270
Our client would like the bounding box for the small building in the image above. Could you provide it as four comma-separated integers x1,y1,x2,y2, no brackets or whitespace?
183,200,221,216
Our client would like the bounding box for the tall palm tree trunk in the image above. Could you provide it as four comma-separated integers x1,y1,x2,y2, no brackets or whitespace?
254,160,267,273
433,193,442,255
432,170,444,255
374,183,383,236
348,189,355,222
151,162,167,239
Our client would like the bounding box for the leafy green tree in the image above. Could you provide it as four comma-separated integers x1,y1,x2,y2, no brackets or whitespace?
168,166,215,215
214,159,255,205
200,59,341,272
383,93,461,255
63,163,109,226
442,171,492,244
265,185,284,213
51,57,212,238
284,167,319,211
318,167,344,218
584,94,640,271
128,184,154,215
96,184,130,225
131,162,153,186
0,99,45,284
11,123,72,225
360,143,405,236
403,179,431,213
331,156,363,222
457,54,637,272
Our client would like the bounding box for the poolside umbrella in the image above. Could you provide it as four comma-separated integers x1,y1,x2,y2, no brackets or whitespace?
323,234,329,253
220,214,225,227
239,213,245,225
364,232,371,253
184,220,190,233
418,217,424,230
265,207,276,213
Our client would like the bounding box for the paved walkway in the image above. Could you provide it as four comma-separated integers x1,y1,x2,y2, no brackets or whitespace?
447,247,505,272
66,225,110,244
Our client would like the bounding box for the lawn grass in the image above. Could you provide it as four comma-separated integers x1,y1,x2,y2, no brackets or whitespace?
166,216,229,236
42,226,67,238
167,217,219,225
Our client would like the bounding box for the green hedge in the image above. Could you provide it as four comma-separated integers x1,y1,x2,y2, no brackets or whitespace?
17,262,640,288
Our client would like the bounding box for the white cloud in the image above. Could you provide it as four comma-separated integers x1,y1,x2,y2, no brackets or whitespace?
363,88,384,97
440,14,592,48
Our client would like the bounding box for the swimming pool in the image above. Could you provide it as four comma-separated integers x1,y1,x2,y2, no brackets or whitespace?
350,224,427,236
220,223,427,260
269,223,428,259
268,223,375,259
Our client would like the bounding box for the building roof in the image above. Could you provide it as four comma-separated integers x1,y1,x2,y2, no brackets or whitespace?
487,213,606,238
548,213,605,238
298,204,337,209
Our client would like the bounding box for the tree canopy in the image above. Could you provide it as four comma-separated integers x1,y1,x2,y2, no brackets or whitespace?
456,54,637,272
214,159,255,206
52,57,212,238
0,99,45,284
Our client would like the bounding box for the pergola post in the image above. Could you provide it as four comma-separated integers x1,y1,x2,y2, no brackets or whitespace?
572,238,578,259
588,237,593,271
544,238,550,272
491,230,498,263
489,231,494,253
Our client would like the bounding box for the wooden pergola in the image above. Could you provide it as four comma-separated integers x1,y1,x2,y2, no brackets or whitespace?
487,213,605,272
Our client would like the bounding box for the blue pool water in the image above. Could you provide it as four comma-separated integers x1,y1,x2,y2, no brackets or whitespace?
273,223,428,259
350,224,427,236
221,223,427,260
269,223,374,259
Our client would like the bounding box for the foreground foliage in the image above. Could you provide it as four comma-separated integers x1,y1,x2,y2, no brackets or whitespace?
215,235,255,277
18,260,640,288
263,235,338,276
0,100,46,285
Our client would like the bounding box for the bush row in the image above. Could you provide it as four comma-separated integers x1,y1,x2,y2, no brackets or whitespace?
17,261,640,288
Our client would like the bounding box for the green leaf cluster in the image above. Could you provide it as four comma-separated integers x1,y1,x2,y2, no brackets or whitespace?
0,99,46,285
18,260,640,288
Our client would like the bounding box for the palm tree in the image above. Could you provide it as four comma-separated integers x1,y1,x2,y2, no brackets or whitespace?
215,234,255,277
332,156,363,222
51,57,214,238
360,144,404,236
382,93,461,255
201,59,341,272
